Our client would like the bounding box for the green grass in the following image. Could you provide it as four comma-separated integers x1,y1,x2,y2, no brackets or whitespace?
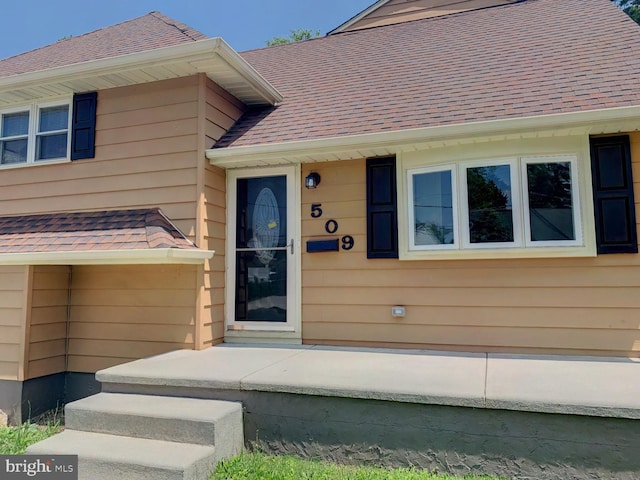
0,413,63,455
212,452,505,480
1,419,506,480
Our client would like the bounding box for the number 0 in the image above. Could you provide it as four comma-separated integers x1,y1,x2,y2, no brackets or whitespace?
325,219,338,234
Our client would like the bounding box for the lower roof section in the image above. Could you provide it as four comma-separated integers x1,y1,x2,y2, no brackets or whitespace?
207,106,640,167
0,208,214,265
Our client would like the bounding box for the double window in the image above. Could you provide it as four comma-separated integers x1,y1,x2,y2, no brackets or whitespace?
0,102,70,166
407,156,581,252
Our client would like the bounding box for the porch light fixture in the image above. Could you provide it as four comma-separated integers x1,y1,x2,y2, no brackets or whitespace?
305,172,321,189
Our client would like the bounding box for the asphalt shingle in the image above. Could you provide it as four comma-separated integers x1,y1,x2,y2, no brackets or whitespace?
0,12,207,78
0,208,197,253
216,0,640,148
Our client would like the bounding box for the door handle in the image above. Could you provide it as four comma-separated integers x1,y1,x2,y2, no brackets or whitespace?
289,239,294,254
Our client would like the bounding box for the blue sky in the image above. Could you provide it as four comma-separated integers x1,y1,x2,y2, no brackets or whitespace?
0,1,375,59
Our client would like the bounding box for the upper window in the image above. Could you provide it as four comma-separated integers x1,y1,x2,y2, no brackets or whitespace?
0,102,70,166
407,155,582,253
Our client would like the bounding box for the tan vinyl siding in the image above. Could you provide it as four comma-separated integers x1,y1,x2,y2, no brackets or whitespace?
300,137,640,356
0,266,28,380
0,76,201,240
198,77,243,348
0,74,244,372
204,78,245,149
26,266,70,379
202,164,227,347
343,0,517,32
67,265,198,373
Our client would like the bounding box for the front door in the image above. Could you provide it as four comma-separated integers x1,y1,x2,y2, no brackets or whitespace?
225,166,300,342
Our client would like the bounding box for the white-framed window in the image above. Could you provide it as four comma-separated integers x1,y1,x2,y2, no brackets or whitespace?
408,164,459,251
407,155,581,253
460,158,522,249
522,156,582,247
0,101,70,166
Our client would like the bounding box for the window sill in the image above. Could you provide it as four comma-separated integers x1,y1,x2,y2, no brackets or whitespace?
400,244,596,261
0,158,70,170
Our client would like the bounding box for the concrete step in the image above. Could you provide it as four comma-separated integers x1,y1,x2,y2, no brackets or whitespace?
27,430,218,480
65,393,243,458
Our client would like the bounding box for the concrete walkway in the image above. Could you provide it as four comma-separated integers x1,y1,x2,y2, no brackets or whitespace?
97,344,640,419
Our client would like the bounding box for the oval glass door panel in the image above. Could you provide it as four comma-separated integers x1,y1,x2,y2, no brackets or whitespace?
235,176,287,322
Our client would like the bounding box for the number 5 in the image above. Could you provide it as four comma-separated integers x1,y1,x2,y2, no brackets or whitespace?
311,203,323,218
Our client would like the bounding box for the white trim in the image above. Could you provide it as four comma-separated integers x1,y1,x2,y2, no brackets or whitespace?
223,330,303,344
225,166,301,342
0,38,282,107
398,135,596,260
328,0,391,35
35,101,70,163
0,99,71,167
0,248,214,266
206,106,640,167
213,40,283,104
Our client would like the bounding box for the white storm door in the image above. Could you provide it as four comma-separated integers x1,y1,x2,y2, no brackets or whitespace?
226,166,300,340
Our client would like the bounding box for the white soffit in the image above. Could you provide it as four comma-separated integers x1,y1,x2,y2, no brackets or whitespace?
0,248,215,266
206,106,640,168
0,38,282,107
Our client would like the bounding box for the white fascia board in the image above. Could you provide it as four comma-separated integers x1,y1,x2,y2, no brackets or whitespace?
0,38,282,106
207,105,640,167
214,40,283,105
0,248,214,266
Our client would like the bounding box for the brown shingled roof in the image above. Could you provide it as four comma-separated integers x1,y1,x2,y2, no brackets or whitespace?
216,0,640,148
0,208,197,253
0,12,207,78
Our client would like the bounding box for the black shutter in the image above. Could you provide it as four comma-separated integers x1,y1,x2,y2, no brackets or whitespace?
367,156,398,258
71,92,97,160
590,135,638,254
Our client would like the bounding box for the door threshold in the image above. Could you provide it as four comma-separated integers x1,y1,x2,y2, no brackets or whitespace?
224,330,302,345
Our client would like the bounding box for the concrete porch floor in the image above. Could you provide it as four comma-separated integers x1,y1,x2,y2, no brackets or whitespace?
93,345,640,479
97,344,640,419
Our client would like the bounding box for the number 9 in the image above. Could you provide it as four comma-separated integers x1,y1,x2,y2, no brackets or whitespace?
341,235,354,250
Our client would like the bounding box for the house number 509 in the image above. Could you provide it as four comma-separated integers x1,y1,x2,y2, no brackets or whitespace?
309,203,354,251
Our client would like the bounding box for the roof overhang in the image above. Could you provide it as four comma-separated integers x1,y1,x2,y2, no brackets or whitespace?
0,248,214,266
328,0,522,35
328,0,391,35
0,38,282,107
206,106,640,168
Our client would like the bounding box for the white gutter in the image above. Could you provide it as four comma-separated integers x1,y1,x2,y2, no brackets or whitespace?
207,105,640,167
213,40,283,104
0,248,214,266
0,38,282,106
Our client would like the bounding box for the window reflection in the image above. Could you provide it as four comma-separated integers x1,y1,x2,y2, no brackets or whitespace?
527,162,575,241
467,165,514,243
